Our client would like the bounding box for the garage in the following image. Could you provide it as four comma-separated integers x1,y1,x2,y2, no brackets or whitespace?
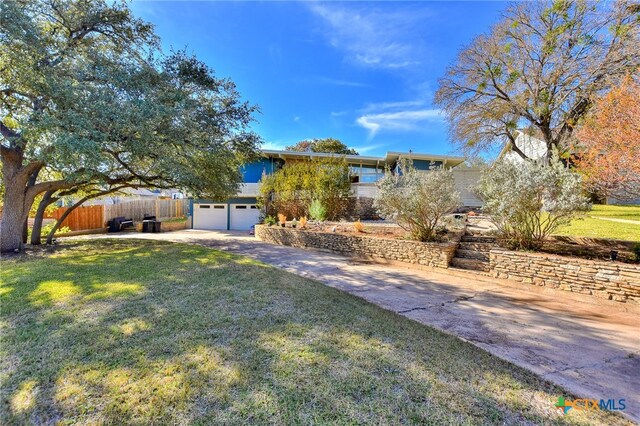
230,204,260,230
193,203,227,230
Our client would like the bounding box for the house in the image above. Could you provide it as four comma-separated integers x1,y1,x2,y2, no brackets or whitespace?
191,149,481,231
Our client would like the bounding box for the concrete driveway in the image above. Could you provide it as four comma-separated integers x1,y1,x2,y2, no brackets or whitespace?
86,229,640,422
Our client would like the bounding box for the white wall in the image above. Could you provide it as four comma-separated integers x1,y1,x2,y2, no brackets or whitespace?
453,168,483,207
502,132,548,163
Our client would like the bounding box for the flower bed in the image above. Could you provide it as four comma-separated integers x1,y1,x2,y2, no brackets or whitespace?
255,224,458,269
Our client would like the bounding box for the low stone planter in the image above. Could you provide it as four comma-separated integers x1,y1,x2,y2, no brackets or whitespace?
490,249,640,304
134,220,187,233
255,224,457,269
160,221,187,232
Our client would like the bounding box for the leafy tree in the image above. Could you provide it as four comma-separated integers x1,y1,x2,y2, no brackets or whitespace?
574,73,640,200
475,157,590,250
0,0,260,252
435,0,640,160
286,138,359,155
259,158,351,220
374,161,461,242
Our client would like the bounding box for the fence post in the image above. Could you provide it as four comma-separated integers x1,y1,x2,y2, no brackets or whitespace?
155,199,159,219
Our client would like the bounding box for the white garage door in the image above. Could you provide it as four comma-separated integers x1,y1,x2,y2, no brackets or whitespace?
193,204,227,230
230,204,260,230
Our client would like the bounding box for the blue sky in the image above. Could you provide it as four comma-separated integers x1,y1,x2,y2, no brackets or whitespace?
132,1,507,157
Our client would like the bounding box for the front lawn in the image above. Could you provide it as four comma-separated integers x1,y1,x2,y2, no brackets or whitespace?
555,205,640,242
589,204,640,221
0,240,627,425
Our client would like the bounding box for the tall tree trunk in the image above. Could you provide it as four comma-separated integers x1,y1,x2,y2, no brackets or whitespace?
0,156,36,252
31,190,57,245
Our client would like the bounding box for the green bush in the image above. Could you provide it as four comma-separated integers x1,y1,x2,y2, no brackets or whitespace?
633,242,640,262
308,199,328,221
264,215,277,226
28,222,71,239
259,157,351,220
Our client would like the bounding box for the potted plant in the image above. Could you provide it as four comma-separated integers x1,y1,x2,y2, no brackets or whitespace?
291,218,298,228
278,213,287,227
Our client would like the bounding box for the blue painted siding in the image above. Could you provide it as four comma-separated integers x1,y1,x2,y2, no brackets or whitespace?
241,158,282,183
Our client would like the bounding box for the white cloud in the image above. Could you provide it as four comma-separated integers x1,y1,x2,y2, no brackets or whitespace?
351,143,386,154
362,100,426,113
293,116,300,122
309,3,430,69
261,141,288,150
317,76,369,87
356,109,444,138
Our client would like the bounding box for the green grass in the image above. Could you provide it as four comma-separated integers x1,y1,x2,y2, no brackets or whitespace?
555,205,640,242
589,205,640,222
0,240,630,425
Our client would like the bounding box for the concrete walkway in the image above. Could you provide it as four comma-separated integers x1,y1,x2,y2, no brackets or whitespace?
83,230,640,422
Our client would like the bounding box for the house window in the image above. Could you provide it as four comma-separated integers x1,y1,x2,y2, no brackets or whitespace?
199,205,210,209
213,205,225,209
349,164,384,183
235,205,247,209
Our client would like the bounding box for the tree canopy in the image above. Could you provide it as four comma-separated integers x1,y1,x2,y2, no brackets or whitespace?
435,0,640,160
285,138,358,155
0,0,260,251
575,73,640,200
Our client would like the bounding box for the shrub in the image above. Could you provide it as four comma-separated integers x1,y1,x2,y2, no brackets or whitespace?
309,199,327,221
258,158,351,220
354,220,364,233
299,216,308,229
277,213,287,225
42,223,71,236
374,161,461,242
475,157,591,250
633,242,640,263
264,215,277,226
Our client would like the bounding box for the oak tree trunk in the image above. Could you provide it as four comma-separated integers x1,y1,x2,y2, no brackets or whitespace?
31,191,57,245
0,160,33,252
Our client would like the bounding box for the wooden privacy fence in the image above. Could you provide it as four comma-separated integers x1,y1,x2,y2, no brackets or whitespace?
45,199,189,231
48,205,105,231
104,199,189,222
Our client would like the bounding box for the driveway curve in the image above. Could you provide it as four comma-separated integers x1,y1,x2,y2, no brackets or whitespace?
82,229,640,422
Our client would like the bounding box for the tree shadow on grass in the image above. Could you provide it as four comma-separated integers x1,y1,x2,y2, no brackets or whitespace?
0,239,632,425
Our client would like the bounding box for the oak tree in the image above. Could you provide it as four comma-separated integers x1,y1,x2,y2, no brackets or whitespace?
435,0,640,160
285,138,358,155
1,0,260,252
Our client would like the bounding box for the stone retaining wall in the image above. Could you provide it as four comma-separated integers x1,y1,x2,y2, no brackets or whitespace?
490,249,640,303
255,224,457,268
